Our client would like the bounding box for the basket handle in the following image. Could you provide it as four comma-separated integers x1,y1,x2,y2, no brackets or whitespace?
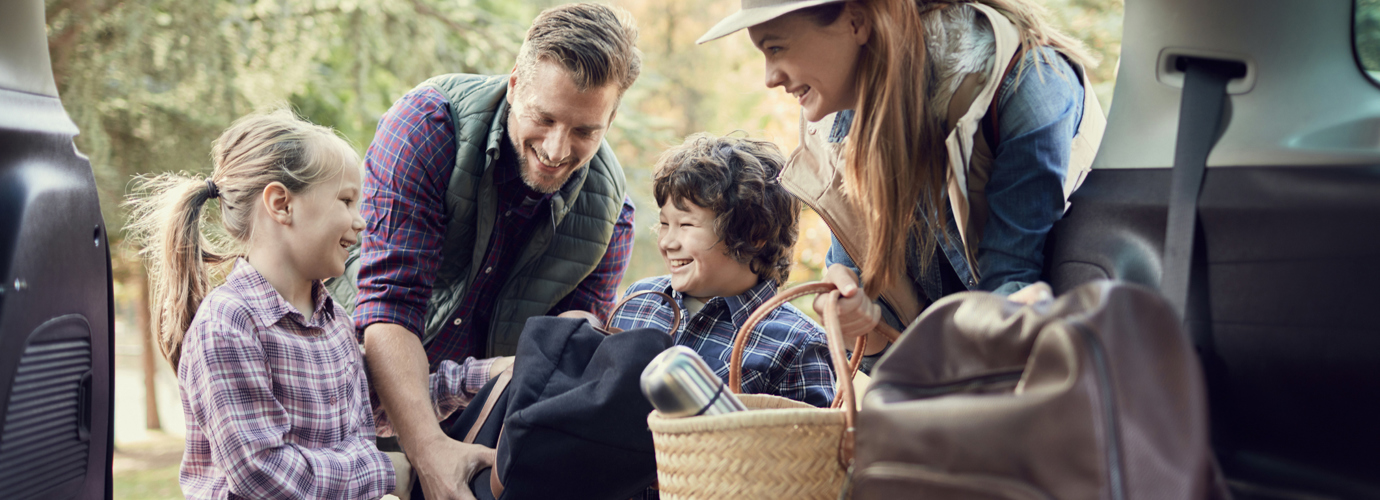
729,281,899,468
729,282,900,397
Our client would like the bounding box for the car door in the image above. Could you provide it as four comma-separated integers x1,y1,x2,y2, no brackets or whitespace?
1045,0,1380,497
0,0,115,498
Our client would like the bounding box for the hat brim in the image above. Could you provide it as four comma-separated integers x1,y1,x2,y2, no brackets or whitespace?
696,0,847,45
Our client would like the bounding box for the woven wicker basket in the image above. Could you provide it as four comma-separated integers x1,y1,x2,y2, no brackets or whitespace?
647,282,900,500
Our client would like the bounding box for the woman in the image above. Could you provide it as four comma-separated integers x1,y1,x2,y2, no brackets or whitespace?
698,0,1105,359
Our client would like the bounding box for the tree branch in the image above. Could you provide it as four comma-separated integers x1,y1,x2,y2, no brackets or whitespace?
406,0,481,34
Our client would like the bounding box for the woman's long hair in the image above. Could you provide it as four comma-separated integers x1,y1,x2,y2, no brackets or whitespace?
825,0,1092,296
124,110,356,372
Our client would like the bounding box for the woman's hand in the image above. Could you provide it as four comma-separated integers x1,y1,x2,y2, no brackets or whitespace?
1007,281,1053,305
814,264,881,342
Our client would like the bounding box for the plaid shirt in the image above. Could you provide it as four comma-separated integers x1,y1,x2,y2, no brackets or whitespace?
608,276,837,408
178,259,394,500
353,87,635,372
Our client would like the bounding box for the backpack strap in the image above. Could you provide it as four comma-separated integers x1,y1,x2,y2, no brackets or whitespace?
981,45,1028,150
462,364,514,445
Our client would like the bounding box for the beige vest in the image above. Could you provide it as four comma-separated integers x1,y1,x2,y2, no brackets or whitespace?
780,3,1105,326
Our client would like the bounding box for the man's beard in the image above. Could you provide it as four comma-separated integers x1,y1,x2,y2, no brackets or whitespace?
515,149,573,194
506,108,579,195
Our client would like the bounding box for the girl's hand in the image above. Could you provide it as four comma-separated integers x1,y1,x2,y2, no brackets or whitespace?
813,264,881,341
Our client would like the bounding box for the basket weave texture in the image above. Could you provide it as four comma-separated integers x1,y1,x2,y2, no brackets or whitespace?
644,282,909,500
649,394,848,499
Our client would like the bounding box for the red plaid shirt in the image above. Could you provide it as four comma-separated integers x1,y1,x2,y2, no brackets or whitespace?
178,259,394,500
353,87,635,371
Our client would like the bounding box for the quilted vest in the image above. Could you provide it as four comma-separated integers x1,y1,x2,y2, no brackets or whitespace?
329,74,626,357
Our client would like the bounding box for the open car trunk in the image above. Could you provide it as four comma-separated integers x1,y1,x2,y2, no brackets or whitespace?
1046,0,1380,497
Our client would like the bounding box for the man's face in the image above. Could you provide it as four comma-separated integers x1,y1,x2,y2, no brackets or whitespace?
506,58,621,194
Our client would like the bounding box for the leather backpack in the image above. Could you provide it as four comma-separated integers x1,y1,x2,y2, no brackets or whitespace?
853,280,1227,499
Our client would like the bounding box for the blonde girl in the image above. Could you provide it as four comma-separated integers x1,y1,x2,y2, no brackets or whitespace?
127,110,396,499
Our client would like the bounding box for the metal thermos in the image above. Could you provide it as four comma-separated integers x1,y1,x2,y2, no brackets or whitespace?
641,346,747,417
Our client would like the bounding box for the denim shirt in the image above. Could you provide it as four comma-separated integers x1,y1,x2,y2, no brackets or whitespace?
827,46,1085,312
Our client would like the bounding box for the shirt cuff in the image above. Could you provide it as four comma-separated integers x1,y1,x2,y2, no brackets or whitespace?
464,357,499,396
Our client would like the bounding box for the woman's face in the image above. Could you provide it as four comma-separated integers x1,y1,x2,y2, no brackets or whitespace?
748,6,870,122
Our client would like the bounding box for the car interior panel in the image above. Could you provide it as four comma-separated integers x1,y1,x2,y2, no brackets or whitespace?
0,1,115,499
1046,0,1380,498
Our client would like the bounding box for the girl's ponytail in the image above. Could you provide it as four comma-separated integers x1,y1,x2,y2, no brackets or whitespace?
125,174,229,372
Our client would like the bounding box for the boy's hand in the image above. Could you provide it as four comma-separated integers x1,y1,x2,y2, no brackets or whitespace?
814,264,881,342
556,309,602,325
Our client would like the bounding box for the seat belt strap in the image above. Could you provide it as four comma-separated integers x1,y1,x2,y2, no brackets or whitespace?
1162,59,1238,322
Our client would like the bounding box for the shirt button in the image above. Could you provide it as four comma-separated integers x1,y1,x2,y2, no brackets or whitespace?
329,396,337,405
453,318,463,326
505,210,512,217
808,127,817,135
485,267,493,274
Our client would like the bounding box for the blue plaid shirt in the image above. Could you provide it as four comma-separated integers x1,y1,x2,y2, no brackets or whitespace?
609,276,836,408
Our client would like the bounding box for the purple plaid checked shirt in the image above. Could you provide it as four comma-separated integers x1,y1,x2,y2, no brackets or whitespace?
608,276,837,408
178,259,394,500
353,87,635,376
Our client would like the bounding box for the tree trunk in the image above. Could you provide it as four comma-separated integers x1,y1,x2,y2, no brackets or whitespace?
137,268,161,430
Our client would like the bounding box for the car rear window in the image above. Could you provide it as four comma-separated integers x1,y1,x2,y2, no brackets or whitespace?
1357,0,1380,82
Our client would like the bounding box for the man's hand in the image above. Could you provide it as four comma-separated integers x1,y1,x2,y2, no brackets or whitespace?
410,439,497,500
365,323,492,500
813,264,886,354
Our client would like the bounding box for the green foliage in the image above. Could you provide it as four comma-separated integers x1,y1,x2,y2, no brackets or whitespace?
48,0,1125,286
1358,0,1380,76
1041,0,1125,110
48,0,531,246
113,464,182,500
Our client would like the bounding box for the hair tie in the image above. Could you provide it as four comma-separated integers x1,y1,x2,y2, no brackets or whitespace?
205,179,220,199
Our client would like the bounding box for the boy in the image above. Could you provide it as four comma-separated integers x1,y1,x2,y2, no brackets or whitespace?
609,133,835,407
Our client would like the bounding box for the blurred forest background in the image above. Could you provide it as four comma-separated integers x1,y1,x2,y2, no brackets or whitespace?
43,0,1122,497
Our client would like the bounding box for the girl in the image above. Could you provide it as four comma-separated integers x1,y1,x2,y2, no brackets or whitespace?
127,110,397,499
698,0,1104,359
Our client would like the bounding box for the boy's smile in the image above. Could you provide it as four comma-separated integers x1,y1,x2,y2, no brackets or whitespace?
657,199,758,300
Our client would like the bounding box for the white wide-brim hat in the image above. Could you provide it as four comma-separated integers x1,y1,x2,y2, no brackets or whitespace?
696,0,849,44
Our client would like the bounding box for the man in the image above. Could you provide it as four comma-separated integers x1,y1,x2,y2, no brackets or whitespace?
344,4,640,499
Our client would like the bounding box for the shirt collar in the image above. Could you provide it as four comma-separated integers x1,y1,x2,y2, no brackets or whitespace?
664,278,777,330
828,110,855,144
224,258,336,330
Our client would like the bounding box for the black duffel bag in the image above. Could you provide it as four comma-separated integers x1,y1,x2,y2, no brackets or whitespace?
416,292,679,500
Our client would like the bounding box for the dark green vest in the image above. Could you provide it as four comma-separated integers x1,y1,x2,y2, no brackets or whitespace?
329,74,627,357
